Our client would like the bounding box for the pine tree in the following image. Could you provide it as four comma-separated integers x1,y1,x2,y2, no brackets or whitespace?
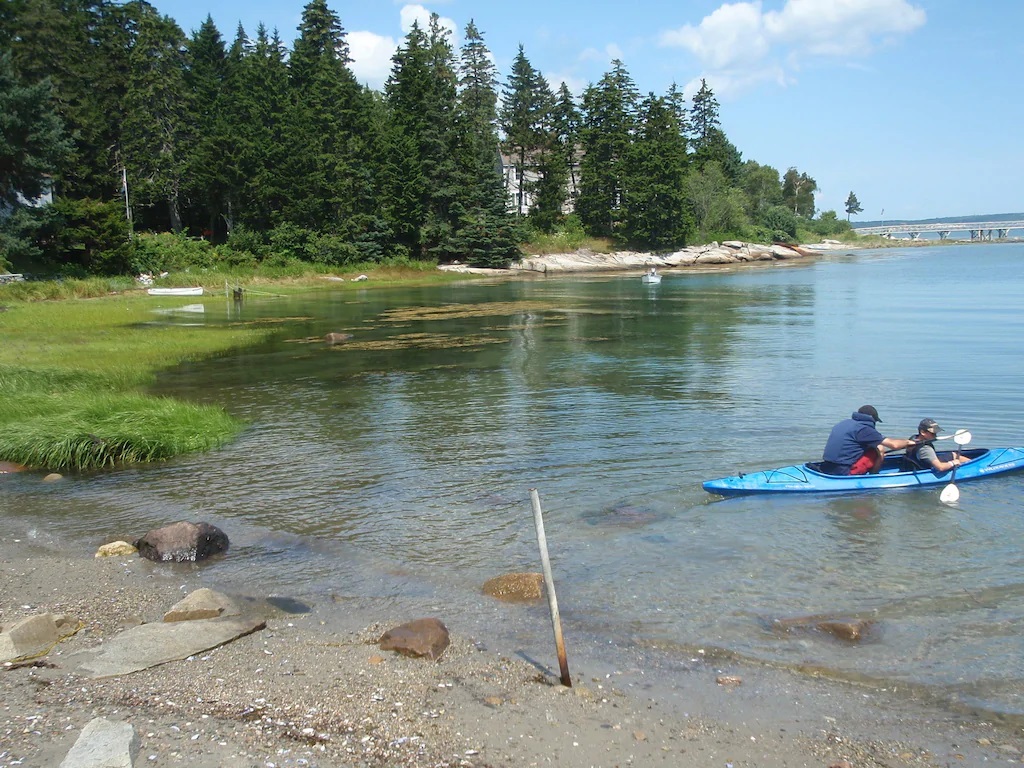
225,24,291,233
282,0,373,235
844,191,863,220
384,15,464,259
183,15,231,238
451,20,520,266
620,94,689,249
577,59,638,237
7,0,130,199
500,46,551,218
689,78,719,148
551,83,580,210
0,49,71,208
121,5,191,232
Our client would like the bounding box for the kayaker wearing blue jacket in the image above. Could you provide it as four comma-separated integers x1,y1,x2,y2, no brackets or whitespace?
821,405,917,475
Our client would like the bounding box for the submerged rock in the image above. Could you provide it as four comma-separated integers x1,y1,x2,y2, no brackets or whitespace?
482,572,544,602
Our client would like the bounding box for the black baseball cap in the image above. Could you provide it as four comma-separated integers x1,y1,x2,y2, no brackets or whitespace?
858,405,882,422
918,418,941,434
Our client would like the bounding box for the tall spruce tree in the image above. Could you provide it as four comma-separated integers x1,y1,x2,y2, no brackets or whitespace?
620,93,689,249
551,82,580,211
385,15,464,259
451,20,520,266
121,5,191,232
7,0,131,199
0,49,71,209
577,59,638,237
224,24,291,233
283,0,373,236
383,21,431,254
183,15,231,237
689,78,719,148
499,46,551,218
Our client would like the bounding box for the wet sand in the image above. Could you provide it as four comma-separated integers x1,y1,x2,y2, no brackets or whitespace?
2,531,1021,767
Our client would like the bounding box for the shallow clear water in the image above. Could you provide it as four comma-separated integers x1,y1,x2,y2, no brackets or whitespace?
4,242,1024,718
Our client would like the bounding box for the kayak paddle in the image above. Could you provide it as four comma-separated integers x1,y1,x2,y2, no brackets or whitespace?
939,429,973,503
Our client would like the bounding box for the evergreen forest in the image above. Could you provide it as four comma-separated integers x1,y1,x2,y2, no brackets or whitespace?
0,0,853,277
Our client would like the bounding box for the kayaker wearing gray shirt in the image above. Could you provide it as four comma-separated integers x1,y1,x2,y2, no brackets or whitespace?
904,418,971,472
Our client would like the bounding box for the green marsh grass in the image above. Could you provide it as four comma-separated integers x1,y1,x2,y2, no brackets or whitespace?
0,294,275,471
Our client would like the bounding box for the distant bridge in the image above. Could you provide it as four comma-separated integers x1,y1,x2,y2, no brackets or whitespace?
852,221,1024,240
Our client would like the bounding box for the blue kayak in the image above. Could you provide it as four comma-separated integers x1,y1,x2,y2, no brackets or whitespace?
703,447,1024,496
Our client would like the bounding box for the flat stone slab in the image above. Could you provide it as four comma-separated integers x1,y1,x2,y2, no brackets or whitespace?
70,616,265,678
59,717,138,768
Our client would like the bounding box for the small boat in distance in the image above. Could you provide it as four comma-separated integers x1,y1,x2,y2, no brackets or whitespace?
641,267,661,284
147,287,204,296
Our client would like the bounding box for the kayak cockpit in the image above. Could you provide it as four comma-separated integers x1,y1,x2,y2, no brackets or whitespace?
804,448,989,477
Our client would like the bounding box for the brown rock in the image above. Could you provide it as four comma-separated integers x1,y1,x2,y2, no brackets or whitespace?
0,461,27,474
482,573,544,602
135,521,229,563
816,619,873,642
324,332,353,345
42,473,62,482
378,618,450,661
716,675,742,686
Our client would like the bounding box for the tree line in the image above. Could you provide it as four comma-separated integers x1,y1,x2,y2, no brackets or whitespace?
0,0,851,275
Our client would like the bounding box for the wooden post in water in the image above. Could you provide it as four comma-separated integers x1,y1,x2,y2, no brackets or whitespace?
530,488,572,687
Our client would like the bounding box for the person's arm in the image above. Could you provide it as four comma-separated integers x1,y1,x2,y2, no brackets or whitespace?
880,436,915,451
919,444,963,472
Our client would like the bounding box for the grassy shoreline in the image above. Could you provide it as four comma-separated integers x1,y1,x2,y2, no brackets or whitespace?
0,235,1005,471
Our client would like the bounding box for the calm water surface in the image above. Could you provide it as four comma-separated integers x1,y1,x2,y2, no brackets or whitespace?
4,242,1024,719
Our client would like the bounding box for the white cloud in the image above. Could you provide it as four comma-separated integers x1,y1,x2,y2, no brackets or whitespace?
349,31,398,90
400,4,457,38
348,5,461,90
659,0,925,95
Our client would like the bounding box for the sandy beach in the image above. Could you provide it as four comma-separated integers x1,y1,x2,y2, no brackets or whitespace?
3,528,1022,768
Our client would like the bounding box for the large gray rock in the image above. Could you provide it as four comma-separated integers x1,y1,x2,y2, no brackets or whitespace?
135,521,228,562
59,717,138,768
71,616,265,678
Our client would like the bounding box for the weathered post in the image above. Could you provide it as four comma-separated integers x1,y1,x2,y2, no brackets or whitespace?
529,488,571,687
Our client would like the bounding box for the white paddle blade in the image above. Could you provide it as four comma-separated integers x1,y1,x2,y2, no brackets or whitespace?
953,429,972,446
940,483,960,503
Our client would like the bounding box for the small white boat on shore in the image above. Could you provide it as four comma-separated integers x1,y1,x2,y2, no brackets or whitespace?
641,268,661,285
148,287,204,296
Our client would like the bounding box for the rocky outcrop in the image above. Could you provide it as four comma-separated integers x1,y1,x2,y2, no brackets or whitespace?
439,241,817,275
378,618,450,660
135,521,229,563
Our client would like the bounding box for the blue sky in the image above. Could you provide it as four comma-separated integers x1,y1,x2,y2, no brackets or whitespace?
157,0,1023,222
